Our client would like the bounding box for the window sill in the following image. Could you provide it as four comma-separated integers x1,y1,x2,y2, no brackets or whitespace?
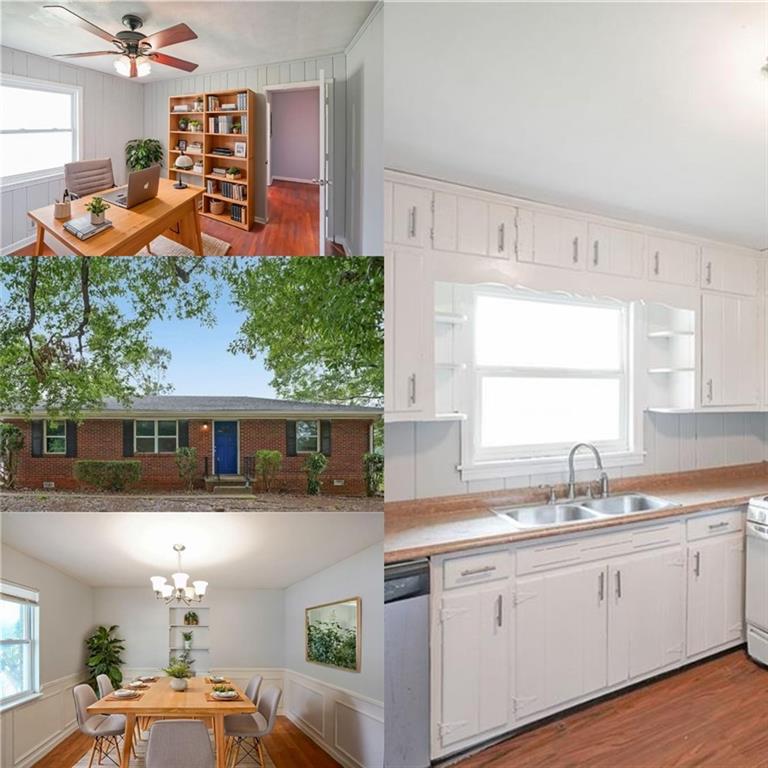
0,691,42,713
459,451,646,482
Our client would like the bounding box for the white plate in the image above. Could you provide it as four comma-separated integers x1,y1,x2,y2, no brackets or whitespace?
213,691,237,699
114,689,138,698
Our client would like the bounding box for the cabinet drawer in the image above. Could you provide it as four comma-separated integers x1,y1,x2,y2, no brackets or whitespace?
631,522,683,550
687,509,744,541
443,550,510,590
516,539,582,575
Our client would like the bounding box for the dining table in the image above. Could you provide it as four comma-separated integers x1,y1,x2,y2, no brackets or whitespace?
87,676,255,768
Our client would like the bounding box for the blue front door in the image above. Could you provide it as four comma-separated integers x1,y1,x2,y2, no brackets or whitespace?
214,421,238,475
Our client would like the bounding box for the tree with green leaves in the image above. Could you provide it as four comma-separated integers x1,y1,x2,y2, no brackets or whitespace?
0,423,23,489
228,257,383,406
0,256,229,420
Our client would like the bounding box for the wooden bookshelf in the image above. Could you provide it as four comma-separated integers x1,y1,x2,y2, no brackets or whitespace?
168,90,257,231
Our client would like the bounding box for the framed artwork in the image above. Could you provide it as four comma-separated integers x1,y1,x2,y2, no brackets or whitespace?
177,139,187,152
305,597,361,672
234,142,246,158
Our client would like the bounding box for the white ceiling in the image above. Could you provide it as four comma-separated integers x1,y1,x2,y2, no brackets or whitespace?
0,1,375,81
384,2,768,250
0,511,383,589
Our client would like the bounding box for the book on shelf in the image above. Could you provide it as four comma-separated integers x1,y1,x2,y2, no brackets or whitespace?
207,95,220,111
172,104,191,112
230,203,245,223
217,180,247,201
211,147,235,156
64,215,113,240
221,103,236,111
211,167,227,176
236,92,247,110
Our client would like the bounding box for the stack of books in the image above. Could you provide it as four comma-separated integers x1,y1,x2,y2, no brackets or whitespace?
230,203,245,223
186,141,203,155
211,147,234,157
208,115,235,134
172,104,191,112
221,103,236,111
236,92,247,110
207,95,220,111
211,167,228,176
64,215,113,241
218,181,246,201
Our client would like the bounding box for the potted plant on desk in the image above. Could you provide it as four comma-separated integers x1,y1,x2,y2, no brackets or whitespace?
85,197,110,226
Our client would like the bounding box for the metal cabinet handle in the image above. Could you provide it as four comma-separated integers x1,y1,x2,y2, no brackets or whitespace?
572,236,579,263
706,379,713,402
598,570,605,602
616,569,622,599
705,261,712,285
593,240,600,266
496,594,503,627
694,550,701,577
708,521,730,530
460,565,497,577
408,374,416,405
408,206,417,239
653,251,660,276
498,223,505,254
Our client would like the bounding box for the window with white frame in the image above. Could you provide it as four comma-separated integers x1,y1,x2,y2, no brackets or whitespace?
44,420,66,454
0,77,80,183
0,581,40,709
135,420,178,454
296,420,320,453
472,288,630,463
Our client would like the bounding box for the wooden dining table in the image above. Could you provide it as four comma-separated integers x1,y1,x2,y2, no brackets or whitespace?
88,676,255,768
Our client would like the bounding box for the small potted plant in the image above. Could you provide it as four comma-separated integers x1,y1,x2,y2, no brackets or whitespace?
184,611,199,626
164,658,192,691
178,116,188,131
188,119,201,132
225,167,242,180
232,121,241,134
182,631,193,651
85,197,110,226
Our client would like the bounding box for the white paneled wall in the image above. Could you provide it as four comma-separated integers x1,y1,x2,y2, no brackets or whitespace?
141,54,348,237
0,46,144,254
385,413,768,501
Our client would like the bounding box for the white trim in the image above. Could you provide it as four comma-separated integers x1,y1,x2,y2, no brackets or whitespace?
272,175,316,185
263,80,322,94
345,1,383,54
42,420,66,456
0,234,35,256
334,236,351,256
296,419,321,454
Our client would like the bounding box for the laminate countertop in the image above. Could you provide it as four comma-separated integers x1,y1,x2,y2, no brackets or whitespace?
384,463,768,563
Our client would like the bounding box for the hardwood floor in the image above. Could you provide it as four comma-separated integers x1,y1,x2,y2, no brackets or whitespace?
10,180,342,257
452,650,768,768
31,715,341,768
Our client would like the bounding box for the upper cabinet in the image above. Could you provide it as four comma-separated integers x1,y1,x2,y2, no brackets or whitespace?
700,245,759,296
648,235,699,286
517,210,588,271
392,183,432,249
588,223,646,279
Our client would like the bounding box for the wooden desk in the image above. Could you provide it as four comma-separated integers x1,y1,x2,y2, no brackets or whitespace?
27,178,204,256
88,676,255,768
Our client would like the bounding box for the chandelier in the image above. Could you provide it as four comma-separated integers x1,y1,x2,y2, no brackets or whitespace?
150,544,208,605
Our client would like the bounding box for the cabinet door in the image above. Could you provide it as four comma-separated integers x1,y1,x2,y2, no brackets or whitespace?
457,196,489,256
517,211,587,271
515,564,607,719
392,183,432,248
648,235,699,286
432,192,457,252
487,203,516,260
588,223,645,279
437,586,510,750
686,535,745,657
701,245,759,296
384,181,393,244
608,548,685,686
701,294,760,407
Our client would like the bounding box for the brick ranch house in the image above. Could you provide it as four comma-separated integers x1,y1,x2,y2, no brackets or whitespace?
3,396,381,495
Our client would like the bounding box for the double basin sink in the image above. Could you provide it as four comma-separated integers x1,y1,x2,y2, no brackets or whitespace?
492,493,679,529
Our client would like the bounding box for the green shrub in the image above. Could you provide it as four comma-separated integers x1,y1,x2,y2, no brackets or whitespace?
0,423,24,489
303,452,328,495
363,452,384,497
175,447,198,491
254,449,282,492
73,460,141,492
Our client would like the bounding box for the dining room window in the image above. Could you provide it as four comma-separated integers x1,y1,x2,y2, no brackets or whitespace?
44,420,66,454
0,581,40,710
295,420,320,453
135,420,178,454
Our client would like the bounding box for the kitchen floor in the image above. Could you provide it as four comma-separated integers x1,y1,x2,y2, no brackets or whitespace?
450,650,768,768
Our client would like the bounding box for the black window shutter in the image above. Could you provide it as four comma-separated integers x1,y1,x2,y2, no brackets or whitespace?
178,420,189,448
320,421,331,456
122,420,134,457
65,421,77,457
286,421,297,457
31,421,43,457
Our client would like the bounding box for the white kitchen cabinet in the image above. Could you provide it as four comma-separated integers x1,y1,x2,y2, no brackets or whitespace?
432,192,458,252
392,183,432,248
700,245,759,296
452,196,516,259
517,209,588,271
588,223,645,279
487,203,516,260
701,293,760,407
436,584,511,753
686,533,744,657
383,180,393,244
607,548,686,686
515,563,607,718
648,235,699,286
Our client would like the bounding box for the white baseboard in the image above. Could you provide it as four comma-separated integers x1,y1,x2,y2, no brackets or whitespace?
1,234,34,256
271,175,316,185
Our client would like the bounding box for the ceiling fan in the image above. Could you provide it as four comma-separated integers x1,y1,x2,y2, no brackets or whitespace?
44,5,198,78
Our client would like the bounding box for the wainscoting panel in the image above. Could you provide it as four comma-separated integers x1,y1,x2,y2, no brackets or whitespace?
286,676,326,737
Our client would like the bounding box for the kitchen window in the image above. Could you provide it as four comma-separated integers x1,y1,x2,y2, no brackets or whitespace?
296,420,320,453
44,420,66,454
135,420,178,454
0,77,81,184
470,288,631,465
0,581,40,711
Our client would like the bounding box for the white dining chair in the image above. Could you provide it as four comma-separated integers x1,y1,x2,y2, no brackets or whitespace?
73,683,126,768
224,685,281,767
145,719,215,768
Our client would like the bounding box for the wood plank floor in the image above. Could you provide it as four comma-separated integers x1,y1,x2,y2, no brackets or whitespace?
31,715,341,768
10,181,342,257
452,649,768,768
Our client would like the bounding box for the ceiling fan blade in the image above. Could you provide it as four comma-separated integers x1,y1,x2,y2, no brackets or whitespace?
130,58,137,78
142,23,197,51
53,51,119,58
149,52,198,72
44,5,116,44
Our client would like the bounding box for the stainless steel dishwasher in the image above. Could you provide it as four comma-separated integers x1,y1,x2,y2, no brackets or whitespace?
384,559,430,768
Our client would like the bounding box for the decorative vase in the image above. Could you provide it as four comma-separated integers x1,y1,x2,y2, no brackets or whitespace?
90,212,105,226
184,640,192,650
170,677,187,692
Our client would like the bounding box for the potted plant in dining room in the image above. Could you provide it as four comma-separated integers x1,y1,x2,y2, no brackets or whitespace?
85,196,110,226
85,625,125,692
184,610,199,626
164,657,193,691
182,630,193,651
125,138,164,171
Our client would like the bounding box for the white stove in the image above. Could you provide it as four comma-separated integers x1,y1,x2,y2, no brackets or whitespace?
745,496,768,665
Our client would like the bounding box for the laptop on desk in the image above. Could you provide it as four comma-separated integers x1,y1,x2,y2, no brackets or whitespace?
102,165,160,208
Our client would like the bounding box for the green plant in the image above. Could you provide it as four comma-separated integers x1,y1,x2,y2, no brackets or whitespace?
73,460,141,492
164,657,192,678
175,447,198,491
178,117,188,130
306,620,357,670
125,138,164,171
184,611,198,625
0,423,24,489
303,452,328,496
363,452,384,497
212,684,234,693
85,197,110,216
182,631,193,643
253,449,281,492
85,625,125,692
226,167,241,176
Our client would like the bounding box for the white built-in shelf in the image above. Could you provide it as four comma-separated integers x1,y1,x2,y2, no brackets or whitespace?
170,647,210,651
648,367,695,374
169,624,210,628
435,312,468,325
647,330,695,339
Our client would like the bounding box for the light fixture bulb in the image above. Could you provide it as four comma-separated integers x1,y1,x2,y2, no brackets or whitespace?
172,572,189,590
136,57,151,78
150,576,167,592
193,580,208,597
113,58,131,77
161,584,174,598
184,586,196,599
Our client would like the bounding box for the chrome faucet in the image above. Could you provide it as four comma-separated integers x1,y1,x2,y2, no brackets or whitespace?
567,442,609,500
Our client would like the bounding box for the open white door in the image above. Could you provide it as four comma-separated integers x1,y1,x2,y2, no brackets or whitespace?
266,95,273,187
316,69,332,254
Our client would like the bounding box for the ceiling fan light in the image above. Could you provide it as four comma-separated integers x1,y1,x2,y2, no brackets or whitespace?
113,57,131,77
136,57,151,78
150,576,167,592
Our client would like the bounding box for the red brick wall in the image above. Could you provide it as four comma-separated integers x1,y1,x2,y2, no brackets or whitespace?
7,417,373,496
